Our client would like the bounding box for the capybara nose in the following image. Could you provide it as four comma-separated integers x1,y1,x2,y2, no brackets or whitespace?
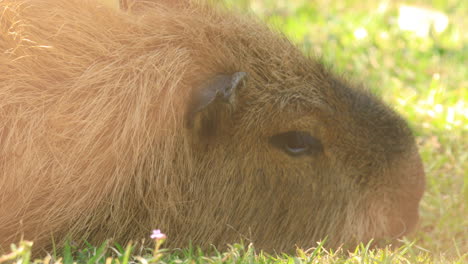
399,205,420,237
389,150,426,238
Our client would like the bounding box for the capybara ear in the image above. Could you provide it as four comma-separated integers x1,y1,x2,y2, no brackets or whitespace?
186,72,247,131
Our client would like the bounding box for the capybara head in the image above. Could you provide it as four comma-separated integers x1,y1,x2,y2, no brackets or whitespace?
0,0,425,253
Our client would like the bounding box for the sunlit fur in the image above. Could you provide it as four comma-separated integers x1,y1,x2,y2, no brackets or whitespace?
0,0,425,253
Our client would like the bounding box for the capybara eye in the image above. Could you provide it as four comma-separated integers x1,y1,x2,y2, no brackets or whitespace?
270,131,323,156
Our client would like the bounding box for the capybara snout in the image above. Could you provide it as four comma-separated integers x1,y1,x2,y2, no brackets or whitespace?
386,150,426,239
0,0,425,252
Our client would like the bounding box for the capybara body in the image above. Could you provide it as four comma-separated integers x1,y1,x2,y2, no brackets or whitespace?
0,0,425,253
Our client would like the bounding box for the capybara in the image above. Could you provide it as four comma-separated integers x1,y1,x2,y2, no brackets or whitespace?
0,0,425,253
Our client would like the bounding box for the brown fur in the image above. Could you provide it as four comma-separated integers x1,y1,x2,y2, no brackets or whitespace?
0,0,425,253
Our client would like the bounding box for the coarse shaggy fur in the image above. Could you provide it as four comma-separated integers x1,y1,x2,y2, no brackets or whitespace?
0,0,425,253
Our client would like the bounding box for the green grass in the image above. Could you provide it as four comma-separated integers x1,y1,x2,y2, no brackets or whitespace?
1,0,466,263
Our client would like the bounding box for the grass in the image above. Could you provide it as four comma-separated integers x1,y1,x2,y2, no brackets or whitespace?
1,0,466,263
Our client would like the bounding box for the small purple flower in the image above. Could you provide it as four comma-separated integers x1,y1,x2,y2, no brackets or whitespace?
150,229,167,240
